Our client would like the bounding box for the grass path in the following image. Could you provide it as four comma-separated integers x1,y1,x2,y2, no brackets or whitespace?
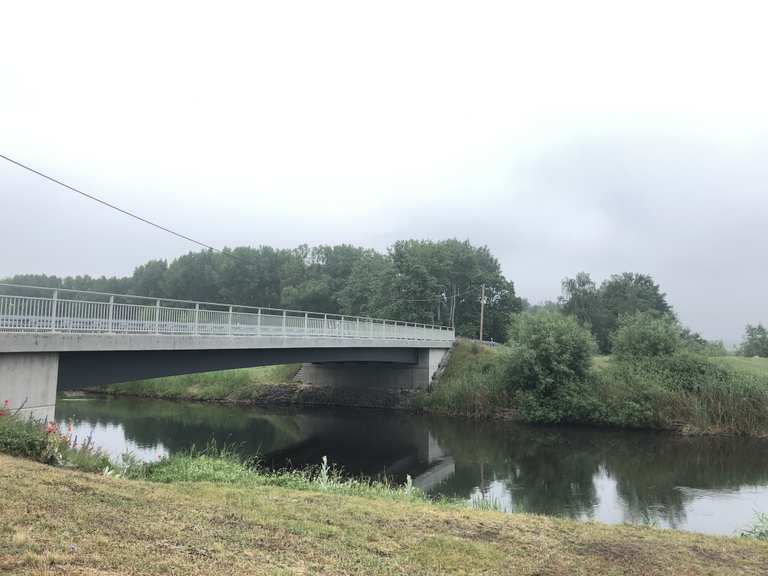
2,455,767,575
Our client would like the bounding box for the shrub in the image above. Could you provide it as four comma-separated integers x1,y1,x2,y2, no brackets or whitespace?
504,312,597,422
0,402,55,462
611,312,681,360
0,403,111,470
741,513,768,540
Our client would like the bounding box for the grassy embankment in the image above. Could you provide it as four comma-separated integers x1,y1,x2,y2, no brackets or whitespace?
3,453,768,575
2,409,767,573
420,341,768,436
101,364,300,401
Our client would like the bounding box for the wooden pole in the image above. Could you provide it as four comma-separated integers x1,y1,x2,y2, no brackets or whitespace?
479,283,485,342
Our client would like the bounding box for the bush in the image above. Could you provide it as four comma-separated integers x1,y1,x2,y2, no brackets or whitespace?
0,402,55,462
505,312,597,422
593,353,768,434
611,312,681,360
0,403,111,470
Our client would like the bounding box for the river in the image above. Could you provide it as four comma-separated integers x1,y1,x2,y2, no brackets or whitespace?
56,395,768,536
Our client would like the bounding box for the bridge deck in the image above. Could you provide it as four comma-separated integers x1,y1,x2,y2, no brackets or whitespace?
0,284,454,353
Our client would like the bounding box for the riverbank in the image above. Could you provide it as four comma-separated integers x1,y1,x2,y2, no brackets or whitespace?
101,364,302,401
80,340,768,436
417,339,768,436
2,454,767,575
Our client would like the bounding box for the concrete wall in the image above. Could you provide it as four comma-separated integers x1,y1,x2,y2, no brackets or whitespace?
0,353,59,421
301,348,448,391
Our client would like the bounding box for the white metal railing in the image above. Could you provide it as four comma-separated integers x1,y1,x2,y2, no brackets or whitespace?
0,283,454,342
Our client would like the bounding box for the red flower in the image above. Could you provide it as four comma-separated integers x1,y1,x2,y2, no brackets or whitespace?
46,422,57,434
0,411,5,417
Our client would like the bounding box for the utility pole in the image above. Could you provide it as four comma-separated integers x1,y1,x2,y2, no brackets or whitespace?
479,283,486,342
450,287,457,328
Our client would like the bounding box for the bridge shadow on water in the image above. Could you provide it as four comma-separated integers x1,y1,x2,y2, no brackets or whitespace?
56,396,768,535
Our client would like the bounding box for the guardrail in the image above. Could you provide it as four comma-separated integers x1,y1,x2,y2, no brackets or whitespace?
0,284,454,342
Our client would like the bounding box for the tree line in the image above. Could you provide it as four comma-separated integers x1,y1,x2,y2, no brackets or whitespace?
6,243,763,354
3,239,519,342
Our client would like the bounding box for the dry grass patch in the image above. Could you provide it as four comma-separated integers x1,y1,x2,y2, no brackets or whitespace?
1,455,767,575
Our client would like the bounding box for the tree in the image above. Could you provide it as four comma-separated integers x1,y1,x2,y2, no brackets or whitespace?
383,239,520,341
560,271,673,353
740,324,768,357
131,260,167,298
611,312,681,360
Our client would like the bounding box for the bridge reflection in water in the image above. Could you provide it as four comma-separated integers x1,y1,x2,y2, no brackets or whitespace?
56,396,768,536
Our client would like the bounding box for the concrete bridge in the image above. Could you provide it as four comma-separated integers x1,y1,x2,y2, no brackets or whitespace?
0,284,454,419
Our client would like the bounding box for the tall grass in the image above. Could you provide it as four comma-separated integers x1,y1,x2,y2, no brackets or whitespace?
416,341,508,417
591,354,768,435
103,364,301,401
423,339,768,436
741,513,768,540
124,442,426,502
0,407,111,471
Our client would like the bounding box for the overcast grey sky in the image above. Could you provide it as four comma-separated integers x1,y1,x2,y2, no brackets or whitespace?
2,1,767,344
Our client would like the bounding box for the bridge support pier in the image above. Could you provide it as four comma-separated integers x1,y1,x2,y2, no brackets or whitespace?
0,353,59,421
301,348,448,391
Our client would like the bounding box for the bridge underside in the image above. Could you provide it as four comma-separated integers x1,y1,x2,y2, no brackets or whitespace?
0,345,448,420
56,347,421,389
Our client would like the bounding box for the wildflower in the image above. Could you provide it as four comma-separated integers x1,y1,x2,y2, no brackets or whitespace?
0,411,5,417
2,400,9,408
46,422,57,434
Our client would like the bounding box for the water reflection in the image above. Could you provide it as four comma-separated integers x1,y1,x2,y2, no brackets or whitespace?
57,397,768,535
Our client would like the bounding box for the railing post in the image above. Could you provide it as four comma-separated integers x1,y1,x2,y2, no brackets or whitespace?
257,308,262,335
108,296,114,333
154,299,160,334
51,290,58,332
228,306,233,336
282,310,286,336
356,317,359,338
304,312,308,336
340,315,344,338
370,318,373,338
324,314,327,336
194,303,199,335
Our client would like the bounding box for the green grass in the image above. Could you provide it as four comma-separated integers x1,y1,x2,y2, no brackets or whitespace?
102,364,301,401
742,513,768,540
714,356,768,377
415,340,509,417
3,454,768,575
421,344,768,436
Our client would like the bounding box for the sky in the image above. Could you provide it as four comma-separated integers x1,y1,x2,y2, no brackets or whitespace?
2,1,767,344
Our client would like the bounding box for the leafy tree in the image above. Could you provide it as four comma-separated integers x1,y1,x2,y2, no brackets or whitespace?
162,250,224,302
740,324,768,357
560,271,672,353
131,260,167,298
680,328,727,357
611,312,681,360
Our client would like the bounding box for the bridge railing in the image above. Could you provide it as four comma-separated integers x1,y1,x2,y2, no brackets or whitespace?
0,284,454,342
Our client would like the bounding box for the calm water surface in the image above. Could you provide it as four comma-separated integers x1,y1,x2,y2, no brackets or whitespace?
56,396,768,536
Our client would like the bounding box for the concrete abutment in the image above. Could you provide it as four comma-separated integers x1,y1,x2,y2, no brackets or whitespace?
301,348,449,391
0,353,59,421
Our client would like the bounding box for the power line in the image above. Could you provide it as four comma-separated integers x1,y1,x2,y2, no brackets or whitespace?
0,153,220,253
